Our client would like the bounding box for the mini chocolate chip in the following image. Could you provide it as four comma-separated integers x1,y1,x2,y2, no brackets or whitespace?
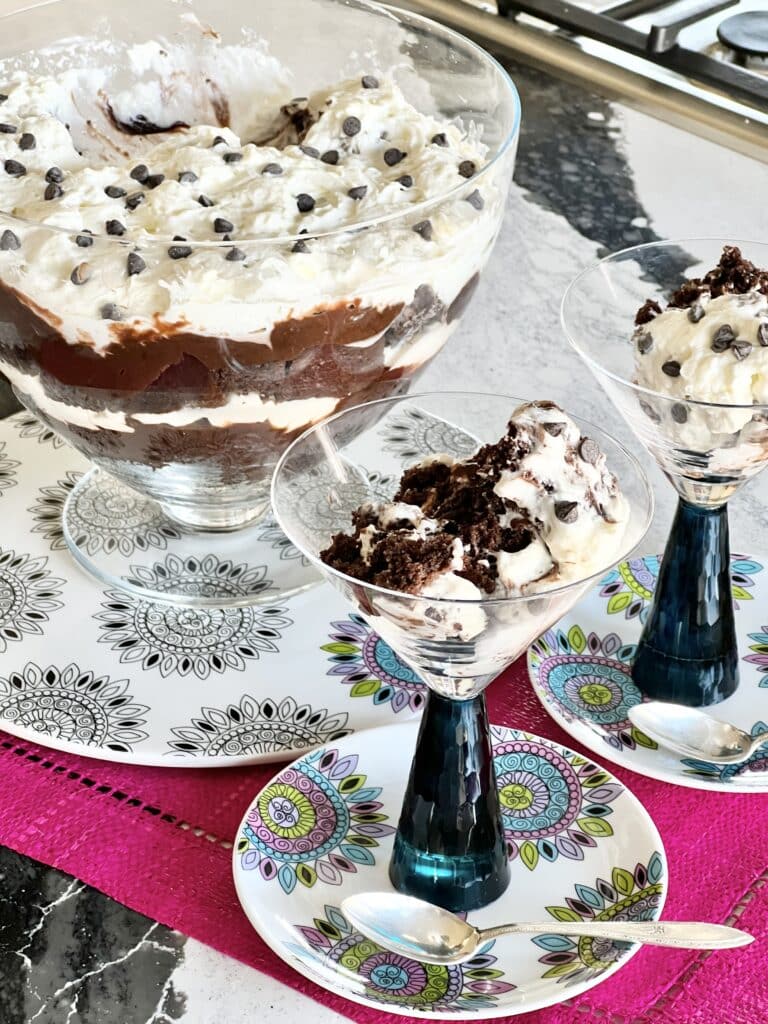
125,192,145,211
127,252,145,276
292,239,309,253
106,219,125,236
296,193,315,213
223,152,242,164
130,164,149,183
0,95,7,104
18,133,35,151
688,302,705,323
733,340,753,360
361,75,379,89
465,189,483,210
299,145,319,158
3,159,25,177
145,173,165,189
69,262,91,286
412,219,433,240
661,360,681,377
431,132,448,146
383,147,406,166
542,421,565,437
343,116,361,137
168,245,192,260
173,235,186,241
579,437,600,464
261,163,283,175
100,302,125,321
636,331,653,354
0,229,20,251
222,234,231,242
758,322,768,347
397,174,413,188
0,123,16,134
178,170,198,184
45,166,63,183
104,185,126,198
213,217,233,233
711,324,736,352
347,185,367,200
197,194,215,207
458,159,476,178
225,247,245,262
75,233,93,248
211,135,226,147
44,182,63,200
671,402,688,424
640,399,661,423
320,149,339,165
554,500,578,524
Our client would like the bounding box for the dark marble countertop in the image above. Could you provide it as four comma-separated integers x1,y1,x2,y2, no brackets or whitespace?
2,48,767,1024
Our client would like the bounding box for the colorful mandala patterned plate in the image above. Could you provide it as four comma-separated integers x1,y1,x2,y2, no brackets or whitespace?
233,721,667,1020
0,407,477,767
528,553,768,792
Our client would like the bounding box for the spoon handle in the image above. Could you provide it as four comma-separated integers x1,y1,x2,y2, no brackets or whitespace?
478,920,753,949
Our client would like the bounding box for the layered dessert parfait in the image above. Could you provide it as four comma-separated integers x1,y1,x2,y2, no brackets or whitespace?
0,31,509,527
322,401,629,643
633,245,768,463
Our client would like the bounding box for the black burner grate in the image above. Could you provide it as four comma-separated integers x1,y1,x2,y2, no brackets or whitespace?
496,0,768,106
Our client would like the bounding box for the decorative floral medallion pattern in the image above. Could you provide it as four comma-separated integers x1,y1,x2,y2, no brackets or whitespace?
256,519,309,565
529,627,657,753
125,553,273,602
11,413,66,448
600,555,763,622
492,733,622,870
323,613,425,713
679,721,768,781
96,590,292,679
0,662,149,751
380,406,477,463
533,853,665,985
237,745,395,894
746,625,768,686
69,471,187,556
0,440,20,495
0,547,64,653
293,905,515,1012
167,697,351,758
28,471,81,549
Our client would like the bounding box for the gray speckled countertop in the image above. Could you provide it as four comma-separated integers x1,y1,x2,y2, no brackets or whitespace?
2,44,768,1024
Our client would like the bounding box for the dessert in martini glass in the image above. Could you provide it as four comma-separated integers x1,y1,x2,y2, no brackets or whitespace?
272,392,651,911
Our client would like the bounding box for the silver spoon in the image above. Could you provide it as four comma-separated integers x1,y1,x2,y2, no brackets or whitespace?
340,893,753,965
628,701,768,764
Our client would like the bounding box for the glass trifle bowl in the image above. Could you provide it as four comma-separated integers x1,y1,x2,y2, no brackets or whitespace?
563,239,768,706
272,393,652,911
0,0,519,605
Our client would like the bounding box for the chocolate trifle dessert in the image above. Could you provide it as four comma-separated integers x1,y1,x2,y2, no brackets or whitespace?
322,401,629,641
0,31,504,526
633,246,768,459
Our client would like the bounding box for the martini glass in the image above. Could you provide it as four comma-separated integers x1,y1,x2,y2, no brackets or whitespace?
271,392,652,912
563,239,768,707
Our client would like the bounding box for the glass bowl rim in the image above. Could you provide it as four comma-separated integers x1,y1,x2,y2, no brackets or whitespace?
270,389,654,607
562,236,768,412
0,0,521,246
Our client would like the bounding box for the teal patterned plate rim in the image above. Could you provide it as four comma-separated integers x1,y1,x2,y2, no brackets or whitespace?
528,552,768,793
232,720,667,1020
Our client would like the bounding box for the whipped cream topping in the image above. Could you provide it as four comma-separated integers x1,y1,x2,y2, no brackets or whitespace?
0,49,495,350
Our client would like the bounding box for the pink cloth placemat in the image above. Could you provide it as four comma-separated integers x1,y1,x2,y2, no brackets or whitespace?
0,658,765,1024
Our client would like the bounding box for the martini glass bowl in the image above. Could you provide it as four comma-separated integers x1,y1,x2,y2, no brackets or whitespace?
271,392,652,912
562,238,768,707
0,0,519,605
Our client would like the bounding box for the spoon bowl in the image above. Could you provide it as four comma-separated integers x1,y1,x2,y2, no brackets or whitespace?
341,892,753,966
628,702,768,764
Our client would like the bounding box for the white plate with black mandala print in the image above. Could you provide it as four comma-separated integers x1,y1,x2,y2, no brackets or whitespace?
0,406,476,767
233,721,667,1020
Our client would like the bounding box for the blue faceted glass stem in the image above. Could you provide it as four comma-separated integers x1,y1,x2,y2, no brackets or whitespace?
389,689,510,912
632,497,738,707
